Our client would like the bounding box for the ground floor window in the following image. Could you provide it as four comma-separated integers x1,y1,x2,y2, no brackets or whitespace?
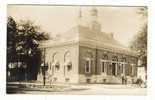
67,64,72,71
55,64,60,71
101,62,105,72
85,59,91,73
52,61,60,72
101,61,108,73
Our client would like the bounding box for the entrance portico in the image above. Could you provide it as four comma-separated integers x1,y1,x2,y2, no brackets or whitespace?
100,59,127,77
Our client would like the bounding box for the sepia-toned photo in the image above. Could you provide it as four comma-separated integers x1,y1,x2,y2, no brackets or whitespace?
7,5,147,95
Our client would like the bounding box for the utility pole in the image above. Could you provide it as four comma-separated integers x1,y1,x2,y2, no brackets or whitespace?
43,48,46,86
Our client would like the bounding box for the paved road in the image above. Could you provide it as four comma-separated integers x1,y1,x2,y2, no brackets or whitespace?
47,84,147,95
7,83,147,95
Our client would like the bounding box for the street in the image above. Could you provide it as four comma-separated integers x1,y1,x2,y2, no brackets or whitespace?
7,82,147,95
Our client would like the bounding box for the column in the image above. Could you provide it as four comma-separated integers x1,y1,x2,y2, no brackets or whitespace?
105,62,107,75
115,63,117,76
123,64,126,75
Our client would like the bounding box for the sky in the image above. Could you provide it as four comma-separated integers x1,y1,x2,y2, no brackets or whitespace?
7,5,147,47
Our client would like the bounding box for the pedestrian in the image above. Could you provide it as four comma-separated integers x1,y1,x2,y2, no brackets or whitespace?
124,76,127,84
137,77,143,88
122,76,125,84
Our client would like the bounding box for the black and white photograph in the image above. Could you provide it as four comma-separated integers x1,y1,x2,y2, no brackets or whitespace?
6,5,147,95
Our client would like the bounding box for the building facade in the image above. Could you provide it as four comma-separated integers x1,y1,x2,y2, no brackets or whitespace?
37,8,138,84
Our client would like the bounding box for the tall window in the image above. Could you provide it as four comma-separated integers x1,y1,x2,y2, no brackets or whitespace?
111,56,118,76
85,59,91,73
102,62,105,72
55,62,60,71
101,54,108,73
66,62,72,71
121,57,126,75
64,51,72,72
52,52,60,72
85,52,93,73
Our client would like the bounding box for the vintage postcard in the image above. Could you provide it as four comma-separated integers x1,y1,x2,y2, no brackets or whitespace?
7,5,147,95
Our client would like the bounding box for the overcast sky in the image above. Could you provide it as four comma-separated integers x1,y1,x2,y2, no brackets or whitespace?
7,5,147,47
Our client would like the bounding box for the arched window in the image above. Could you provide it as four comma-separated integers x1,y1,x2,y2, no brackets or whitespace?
64,51,72,71
52,52,60,71
55,61,60,71
64,51,71,62
52,52,58,62
66,62,72,71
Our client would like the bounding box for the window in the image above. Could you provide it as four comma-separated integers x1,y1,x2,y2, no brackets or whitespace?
101,54,108,74
64,51,71,62
55,64,60,71
102,62,105,72
85,52,93,73
67,64,72,71
53,61,60,71
64,61,72,71
64,51,72,71
131,64,135,76
85,60,91,73
52,52,60,71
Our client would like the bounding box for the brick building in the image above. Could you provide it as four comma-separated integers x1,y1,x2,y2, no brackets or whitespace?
37,8,138,84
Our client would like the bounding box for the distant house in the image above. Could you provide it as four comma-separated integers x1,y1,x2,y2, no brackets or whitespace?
37,8,138,84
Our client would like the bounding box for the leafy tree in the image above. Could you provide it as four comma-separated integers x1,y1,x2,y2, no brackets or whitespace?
7,17,49,80
16,20,49,57
16,20,49,80
130,25,147,67
130,7,147,70
7,17,18,64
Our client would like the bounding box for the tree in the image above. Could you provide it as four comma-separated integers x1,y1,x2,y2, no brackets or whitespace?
7,17,18,64
16,20,49,80
16,20,49,56
130,7,147,70
7,17,49,80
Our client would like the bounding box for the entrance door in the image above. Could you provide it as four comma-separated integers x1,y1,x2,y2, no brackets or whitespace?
112,63,116,76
